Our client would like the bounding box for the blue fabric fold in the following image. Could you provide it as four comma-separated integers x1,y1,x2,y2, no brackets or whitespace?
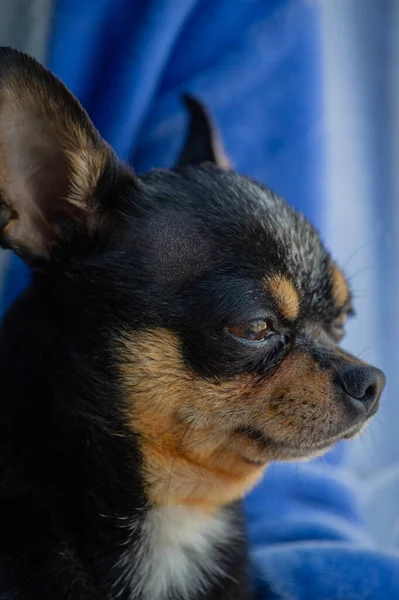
252,544,399,600
246,453,399,599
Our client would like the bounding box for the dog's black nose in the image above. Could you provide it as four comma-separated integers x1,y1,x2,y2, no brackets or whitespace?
338,365,386,414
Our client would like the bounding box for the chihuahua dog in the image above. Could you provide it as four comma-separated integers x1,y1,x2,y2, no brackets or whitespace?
0,48,385,600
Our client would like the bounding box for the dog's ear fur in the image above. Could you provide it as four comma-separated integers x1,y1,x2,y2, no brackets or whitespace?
0,47,118,261
177,95,231,169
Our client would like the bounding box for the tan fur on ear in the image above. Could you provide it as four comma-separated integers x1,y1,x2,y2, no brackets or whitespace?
0,47,111,258
330,264,350,308
177,95,232,170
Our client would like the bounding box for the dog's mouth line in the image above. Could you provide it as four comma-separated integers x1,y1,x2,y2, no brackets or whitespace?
233,421,367,457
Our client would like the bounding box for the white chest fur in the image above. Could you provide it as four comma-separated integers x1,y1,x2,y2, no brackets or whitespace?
114,506,234,600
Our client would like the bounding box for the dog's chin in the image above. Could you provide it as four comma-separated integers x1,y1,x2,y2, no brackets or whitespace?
341,420,369,440
235,420,370,464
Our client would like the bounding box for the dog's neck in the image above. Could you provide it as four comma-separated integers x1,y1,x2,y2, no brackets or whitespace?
110,505,238,600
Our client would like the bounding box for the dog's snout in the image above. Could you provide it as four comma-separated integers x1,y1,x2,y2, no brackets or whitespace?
338,365,386,414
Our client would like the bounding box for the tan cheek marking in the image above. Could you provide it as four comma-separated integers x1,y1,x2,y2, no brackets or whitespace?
118,329,356,510
266,274,300,320
264,351,334,414
331,264,349,308
118,329,266,510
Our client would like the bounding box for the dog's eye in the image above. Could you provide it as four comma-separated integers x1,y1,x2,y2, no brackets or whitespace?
331,313,347,341
228,320,273,343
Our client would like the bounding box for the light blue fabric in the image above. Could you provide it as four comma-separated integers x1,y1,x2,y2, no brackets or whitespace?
320,0,399,549
0,1,398,598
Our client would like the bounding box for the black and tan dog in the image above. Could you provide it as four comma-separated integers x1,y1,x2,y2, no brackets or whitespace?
0,48,385,600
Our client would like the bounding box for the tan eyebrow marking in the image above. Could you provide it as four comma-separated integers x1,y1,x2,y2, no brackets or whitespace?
331,264,350,308
266,274,300,321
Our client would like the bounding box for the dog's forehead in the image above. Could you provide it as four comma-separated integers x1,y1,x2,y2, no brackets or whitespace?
137,167,332,300
141,207,213,284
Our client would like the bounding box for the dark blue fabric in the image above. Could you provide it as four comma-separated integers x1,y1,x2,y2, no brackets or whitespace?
1,1,398,597
48,0,322,220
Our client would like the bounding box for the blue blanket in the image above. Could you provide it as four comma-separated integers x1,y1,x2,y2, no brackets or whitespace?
1,1,398,597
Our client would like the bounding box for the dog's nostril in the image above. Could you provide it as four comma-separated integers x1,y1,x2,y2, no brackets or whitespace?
363,383,377,403
338,365,386,409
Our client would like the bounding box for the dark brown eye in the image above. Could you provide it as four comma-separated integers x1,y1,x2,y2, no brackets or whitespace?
228,319,272,342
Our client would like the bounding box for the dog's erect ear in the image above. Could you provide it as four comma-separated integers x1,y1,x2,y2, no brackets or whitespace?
177,95,231,169
0,47,117,261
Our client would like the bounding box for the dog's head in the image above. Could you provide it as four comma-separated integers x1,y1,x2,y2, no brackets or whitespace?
0,49,385,511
